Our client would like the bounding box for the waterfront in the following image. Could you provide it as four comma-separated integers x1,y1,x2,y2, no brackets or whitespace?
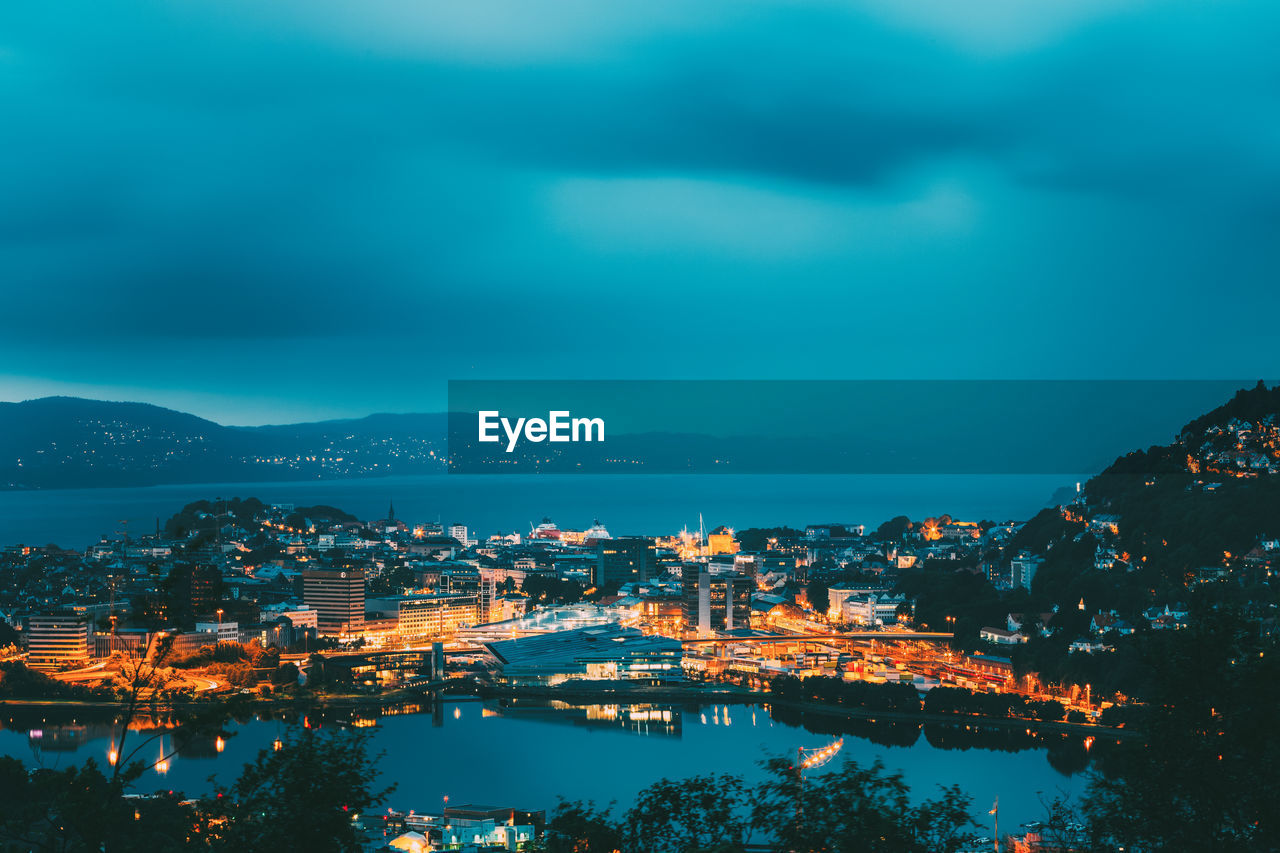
0,472,1077,549
0,698,1091,833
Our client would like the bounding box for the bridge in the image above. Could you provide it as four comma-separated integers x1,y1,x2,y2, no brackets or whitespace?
681,632,952,646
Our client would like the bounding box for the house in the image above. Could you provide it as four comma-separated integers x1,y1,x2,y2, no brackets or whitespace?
1088,514,1121,536
1007,612,1055,637
1143,603,1189,630
979,626,1027,645
1090,611,1136,636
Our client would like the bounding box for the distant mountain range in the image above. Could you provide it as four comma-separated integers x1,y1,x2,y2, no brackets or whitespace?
4,385,1277,489
0,397,447,489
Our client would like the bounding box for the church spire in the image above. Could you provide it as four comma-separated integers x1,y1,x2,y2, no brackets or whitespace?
388,500,396,523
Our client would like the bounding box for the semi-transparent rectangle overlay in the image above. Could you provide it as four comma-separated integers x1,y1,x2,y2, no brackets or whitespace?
447,379,1272,475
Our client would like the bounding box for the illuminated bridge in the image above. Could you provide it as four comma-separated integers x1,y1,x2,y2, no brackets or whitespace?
680,632,952,646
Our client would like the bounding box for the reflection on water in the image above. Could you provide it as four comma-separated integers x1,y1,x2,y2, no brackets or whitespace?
1,698,1110,831
484,700,683,737
2,697,1109,769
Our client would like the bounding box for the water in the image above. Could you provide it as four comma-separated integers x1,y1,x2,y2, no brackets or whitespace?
0,699,1094,834
0,473,1077,548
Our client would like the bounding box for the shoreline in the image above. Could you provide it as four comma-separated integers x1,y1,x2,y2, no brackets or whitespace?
2,682,1138,740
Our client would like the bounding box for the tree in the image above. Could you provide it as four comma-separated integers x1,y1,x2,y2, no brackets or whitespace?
203,725,393,853
622,774,752,853
271,661,300,685
0,756,199,852
874,516,912,542
805,579,830,616
1080,609,1279,850
752,757,976,853
545,799,623,853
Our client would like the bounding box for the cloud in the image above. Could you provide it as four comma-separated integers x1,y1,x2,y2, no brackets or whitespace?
0,0,1276,420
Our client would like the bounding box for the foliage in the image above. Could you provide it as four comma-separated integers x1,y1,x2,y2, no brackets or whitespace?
522,575,585,605
0,756,201,852
804,578,829,615
553,756,974,853
922,686,1066,722
0,661,116,701
1080,609,1279,851
622,774,752,853
771,675,922,714
873,515,913,541
545,799,623,853
734,527,804,552
0,722,386,853
202,725,392,853
753,756,976,853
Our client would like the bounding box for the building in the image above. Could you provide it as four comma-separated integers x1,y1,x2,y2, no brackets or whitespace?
980,626,1027,645
260,604,318,631
164,562,222,625
483,624,683,686
455,603,637,643
841,594,906,626
706,527,739,556
1011,552,1043,592
597,537,656,587
681,565,752,637
93,628,152,658
314,649,434,692
302,568,366,635
194,619,239,644
366,594,481,640
827,584,890,619
27,611,90,668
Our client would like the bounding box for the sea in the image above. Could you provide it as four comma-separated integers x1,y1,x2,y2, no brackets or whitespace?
0,473,1080,549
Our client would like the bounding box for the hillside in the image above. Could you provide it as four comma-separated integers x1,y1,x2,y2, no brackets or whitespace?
0,397,446,489
894,382,1279,701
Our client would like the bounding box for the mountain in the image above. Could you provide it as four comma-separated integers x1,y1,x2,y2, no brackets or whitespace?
1007,381,1279,613
0,397,447,489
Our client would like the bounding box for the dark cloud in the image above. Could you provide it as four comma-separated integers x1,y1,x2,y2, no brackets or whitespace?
0,0,1277,421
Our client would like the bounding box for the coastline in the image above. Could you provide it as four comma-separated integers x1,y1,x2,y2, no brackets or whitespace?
2,682,1138,740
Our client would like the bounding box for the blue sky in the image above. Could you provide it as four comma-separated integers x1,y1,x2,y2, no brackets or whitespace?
1,0,1277,424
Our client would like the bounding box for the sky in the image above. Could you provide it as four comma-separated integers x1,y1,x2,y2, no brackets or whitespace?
1,0,1278,425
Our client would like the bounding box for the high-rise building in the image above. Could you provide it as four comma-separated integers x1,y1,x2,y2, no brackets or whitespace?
680,566,751,637
1011,553,1043,592
597,537,656,587
303,568,366,635
448,523,469,547
27,611,90,668
163,563,222,626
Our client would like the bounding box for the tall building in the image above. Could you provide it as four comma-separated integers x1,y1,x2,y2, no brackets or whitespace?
681,566,751,637
597,537,656,587
366,593,480,640
1011,553,1043,592
27,611,90,668
303,568,366,635
448,523,469,546
163,563,222,626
